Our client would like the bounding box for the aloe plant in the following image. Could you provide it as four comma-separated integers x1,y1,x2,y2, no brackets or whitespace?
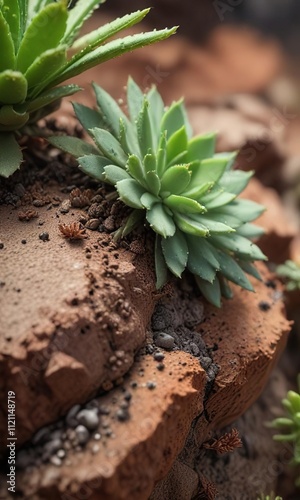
50,78,267,307
0,0,176,177
269,374,300,488
277,260,300,291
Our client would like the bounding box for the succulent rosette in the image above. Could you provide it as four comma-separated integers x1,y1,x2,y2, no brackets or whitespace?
0,0,176,176
51,78,267,307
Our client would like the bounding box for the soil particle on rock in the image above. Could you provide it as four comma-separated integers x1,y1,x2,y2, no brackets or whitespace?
39,231,49,241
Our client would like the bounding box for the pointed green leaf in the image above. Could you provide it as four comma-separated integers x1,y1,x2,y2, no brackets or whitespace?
195,275,222,308
116,178,146,209
140,192,159,209
221,199,265,222
219,275,234,299
62,0,105,44
187,157,231,192
161,230,188,277
219,170,253,195
144,153,156,174
210,234,267,261
156,132,167,177
164,195,205,214
146,203,176,238
25,84,80,113
104,165,131,184
146,171,161,196
127,76,144,123
186,235,220,270
17,2,68,73
194,214,235,234
48,136,98,158
0,70,27,104
161,99,192,139
25,47,66,89
182,181,213,200
216,251,254,291
155,234,168,289
238,260,262,281
200,190,237,209
2,0,20,52
187,132,216,162
0,132,22,177
73,102,103,136
236,223,265,239
199,211,241,229
49,28,177,88
167,150,188,168
127,154,147,188
91,127,128,167
72,9,150,52
78,154,111,181
160,165,191,195
147,85,164,147
137,99,153,157
0,11,16,71
17,0,28,42
166,126,188,163
174,213,209,237
188,253,217,283
92,82,128,138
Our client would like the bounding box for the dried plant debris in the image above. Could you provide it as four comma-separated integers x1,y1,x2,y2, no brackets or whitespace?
59,222,86,240
203,428,242,455
69,188,94,208
196,474,218,500
18,209,39,221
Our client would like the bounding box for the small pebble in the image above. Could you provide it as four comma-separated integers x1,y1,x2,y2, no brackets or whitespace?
75,425,90,445
153,352,165,362
33,199,45,207
57,449,66,459
123,392,132,402
116,409,129,422
39,231,49,241
21,239,27,244
92,444,100,454
259,301,271,312
154,332,175,350
85,218,100,230
76,409,99,431
66,404,81,428
0,242,4,249
146,381,156,390
94,433,101,441
157,363,165,371
50,456,62,467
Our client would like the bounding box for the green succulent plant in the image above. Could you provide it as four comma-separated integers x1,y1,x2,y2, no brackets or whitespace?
276,260,300,291
257,495,283,500
0,0,176,177
269,374,300,487
50,78,267,307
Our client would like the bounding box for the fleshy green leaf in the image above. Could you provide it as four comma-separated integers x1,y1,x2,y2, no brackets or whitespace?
211,234,267,261
48,136,98,158
137,99,153,157
194,214,235,234
155,234,168,289
140,192,159,209
236,223,265,239
174,213,209,237
146,203,176,238
0,105,28,130
78,154,111,181
62,0,104,44
161,230,188,277
17,2,68,73
0,70,27,104
1,0,20,53
200,190,237,209
160,165,191,195
216,251,254,291
127,76,144,123
186,235,220,270
187,157,232,191
187,243,217,283
25,84,80,113
167,126,188,163
238,260,262,281
121,209,144,238
187,132,216,162
0,11,16,71
161,99,192,139
164,195,205,214
147,85,165,147
195,276,222,308
0,132,22,177
145,171,161,196
92,82,129,139
104,165,131,184
91,127,128,167
220,170,253,195
116,178,146,209
73,102,103,135
25,47,67,89
221,199,265,222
